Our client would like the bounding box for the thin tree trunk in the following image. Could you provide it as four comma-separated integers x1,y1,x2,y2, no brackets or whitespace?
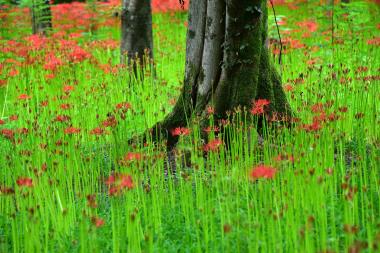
120,0,153,69
143,0,291,148
31,0,52,35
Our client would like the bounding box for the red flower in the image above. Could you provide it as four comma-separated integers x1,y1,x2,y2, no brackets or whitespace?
102,116,117,128
250,165,277,180
203,126,220,134
9,115,18,121
284,84,294,92
90,127,106,135
204,139,223,152
296,20,318,32
302,120,322,132
9,68,19,77
171,127,190,136
124,152,142,162
115,102,131,111
91,216,105,228
60,103,71,110
0,119,5,125
40,100,49,107
18,94,31,100
105,175,115,185
119,175,134,189
310,103,324,113
64,127,81,134
206,105,215,115
0,185,15,195
250,99,270,115
105,173,134,196
0,79,7,87
1,129,14,140
69,46,91,63
16,177,33,187
44,53,62,71
338,106,348,113
55,115,71,122
63,85,74,93
367,37,380,46
86,194,98,208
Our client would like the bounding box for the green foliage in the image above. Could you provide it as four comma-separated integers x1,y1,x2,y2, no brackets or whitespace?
0,1,379,252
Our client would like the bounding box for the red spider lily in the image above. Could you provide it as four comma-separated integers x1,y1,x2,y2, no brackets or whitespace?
203,126,220,134
310,103,324,113
367,37,380,46
296,19,318,32
89,127,107,135
60,103,71,110
105,173,134,196
64,127,81,134
69,46,91,63
206,105,215,115
16,177,33,187
1,129,14,140
63,85,74,93
250,165,277,180
338,106,348,113
151,0,189,12
37,101,48,108
0,79,7,87
91,216,105,228
124,152,142,162
115,102,131,111
86,194,98,208
18,94,31,100
8,68,19,77
102,115,117,128
0,185,15,195
45,73,55,79
274,154,294,163
171,127,190,136
283,84,294,92
55,115,71,122
313,113,327,123
328,113,339,122
17,128,29,135
9,115,18,121
250,99,270,115
44,53,62,71
204,138,223,152
302,120,322,132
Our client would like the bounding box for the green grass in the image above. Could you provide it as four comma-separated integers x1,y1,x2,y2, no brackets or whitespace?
0,1,379,252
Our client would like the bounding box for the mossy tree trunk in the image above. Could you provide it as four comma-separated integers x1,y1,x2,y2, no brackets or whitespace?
120,0,153,68
147,0,291,148
31,0,52,35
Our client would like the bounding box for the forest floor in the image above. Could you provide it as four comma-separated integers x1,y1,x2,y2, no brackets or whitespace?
0,1,379,252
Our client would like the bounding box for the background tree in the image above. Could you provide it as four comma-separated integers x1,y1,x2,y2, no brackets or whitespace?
143,0,292,148
31,0,52,35
120,0,153,68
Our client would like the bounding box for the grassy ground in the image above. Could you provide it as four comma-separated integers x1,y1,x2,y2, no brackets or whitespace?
0,1,379,252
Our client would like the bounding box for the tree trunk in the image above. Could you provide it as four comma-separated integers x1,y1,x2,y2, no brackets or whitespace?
31,0,52,35
120,0,153,68
146,0,291,148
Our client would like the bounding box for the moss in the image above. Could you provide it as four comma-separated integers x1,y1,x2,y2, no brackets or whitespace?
138,0,292,147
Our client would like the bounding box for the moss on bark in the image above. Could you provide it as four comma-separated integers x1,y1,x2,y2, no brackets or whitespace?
136,0,292,148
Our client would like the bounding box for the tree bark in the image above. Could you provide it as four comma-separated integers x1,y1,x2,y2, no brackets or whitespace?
120,0,153,68
144,0,291,148
31,0,52,35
